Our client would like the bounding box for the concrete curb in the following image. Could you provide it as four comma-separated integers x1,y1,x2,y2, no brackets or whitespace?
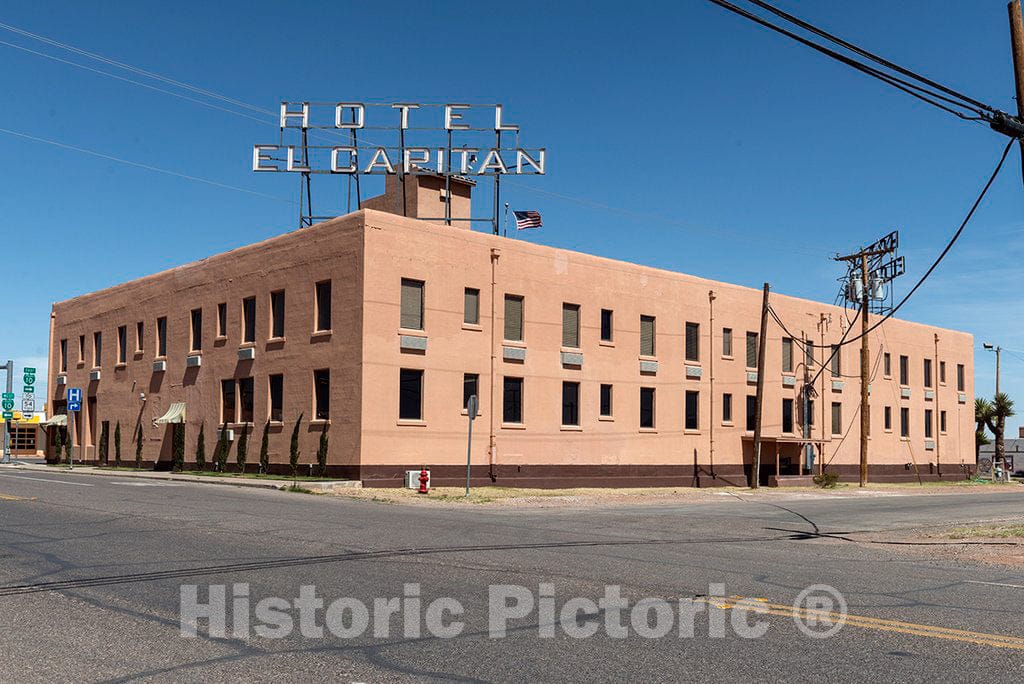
0,462,362,492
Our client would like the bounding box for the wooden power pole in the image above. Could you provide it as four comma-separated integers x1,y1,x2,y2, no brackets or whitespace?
751,283,770,489
1008,1,1024,186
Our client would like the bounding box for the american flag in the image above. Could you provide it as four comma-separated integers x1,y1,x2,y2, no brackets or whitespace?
513,210,542,230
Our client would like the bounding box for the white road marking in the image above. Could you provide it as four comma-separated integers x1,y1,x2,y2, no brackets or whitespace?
0,474,94,487
109,482,181,487
965,580,1024,589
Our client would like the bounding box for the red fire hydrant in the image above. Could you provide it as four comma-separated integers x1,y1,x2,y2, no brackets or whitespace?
417,467,430,494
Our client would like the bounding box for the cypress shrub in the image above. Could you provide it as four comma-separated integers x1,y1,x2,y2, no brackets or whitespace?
195,424,207,471
114,422,122,467
289,413,303,477
259,420,270,474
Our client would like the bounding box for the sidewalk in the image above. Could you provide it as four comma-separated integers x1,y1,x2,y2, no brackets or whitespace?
0,461,362,492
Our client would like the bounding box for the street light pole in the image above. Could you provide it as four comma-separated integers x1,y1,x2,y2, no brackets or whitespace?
983,343,1002,396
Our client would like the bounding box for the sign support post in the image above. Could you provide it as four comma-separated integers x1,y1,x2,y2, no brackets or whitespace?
1,360,12,464
465,394,478,497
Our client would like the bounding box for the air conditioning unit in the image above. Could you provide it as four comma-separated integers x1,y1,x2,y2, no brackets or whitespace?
218,428,235,441
153,360,167,372
89,370,101,381
405,469,429,489
56,374,67,386
238,347,256,361
186,355,202,368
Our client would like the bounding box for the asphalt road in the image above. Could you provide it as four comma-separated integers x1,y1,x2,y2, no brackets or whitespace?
0,470,1023,683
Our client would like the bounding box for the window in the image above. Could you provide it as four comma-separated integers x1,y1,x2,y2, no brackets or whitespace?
899,355,909,385
831,402,842,436
782,338,793,373
830,345,841,377
562,382,580,426
270,290,285,339
504,295,524,341
956,363,965,392
221,379,236,424
464,288,480,325
640,315,656,357
900,406,910,437
400,278,424,330
923,358,932,389
503,377,523,423
136,321,144,352
939,361,946,384
685,322,700,362
805,339,814,371
746,332,758,368
315,280,332,331
157,317,167,357
269,374,284,422
235,377,253,423
314,369,331,420
782,398,794,434
190,308,202,352
884,406,892,431
78,334,85,364
924,409,933,439
807,399,815,426
883,352,891,377
59,339,68,373
722,393,733,423
600,309,613,342
640,387,656,428
722,328,733,357
600,384,613,417
117,325,127,364
562,303,580,348
463,373,479,411
746,395,757,431
93,331,102,367
685,390,699,430
940,410,947,433
242,297,256,343
217,303,227,337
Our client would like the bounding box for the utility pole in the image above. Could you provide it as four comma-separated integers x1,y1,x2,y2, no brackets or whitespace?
752,283,770,489
1008,1,1024,186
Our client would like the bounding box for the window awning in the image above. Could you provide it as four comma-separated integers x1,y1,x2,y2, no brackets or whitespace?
155,402,186,424
39,414,66,427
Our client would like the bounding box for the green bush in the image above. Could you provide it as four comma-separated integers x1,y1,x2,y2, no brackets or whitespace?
813,472,839,489
236,423,249,473
195,424,207,471
172,424,185,472
114,422,122,467
259,420,270,474
289,413,303,477
53,428,63,463
316,429,328,477
214,423,230,472
98,422,109,466
135,424,143,468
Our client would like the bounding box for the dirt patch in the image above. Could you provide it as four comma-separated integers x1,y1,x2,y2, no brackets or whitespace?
853,517,1024,567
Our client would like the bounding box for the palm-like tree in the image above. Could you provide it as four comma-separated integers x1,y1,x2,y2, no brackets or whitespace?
975,398,993,463
983,393,1015,478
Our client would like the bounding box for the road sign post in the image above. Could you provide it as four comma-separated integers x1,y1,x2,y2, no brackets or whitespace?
67,388,82,468
465,394,478,498
2,360,12,464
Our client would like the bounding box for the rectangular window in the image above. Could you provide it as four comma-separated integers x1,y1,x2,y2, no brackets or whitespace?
136,321,144,352
464,288,480,325
830,345,841,377
940,410,947,433
562,303,580,348
939,361,946,384
722,393,733,423
78,334,85,364
60,339,68,373
503,377,523,423
957,363,965,392
243,297,256,343
239,377,254,423
221,379,236,424
722,328,733,357
640,315,656,357
805,339,814,371
685,322,700,362
899,355,909,385
600,309,613,342
93,331,102,368
463,373,479,411
746,395,757,431
923,358,932,388
190,308,202,352
746,332,758,368
883,352,891,377
640,387,656,429
807,399,815,426
504,295,524,342
117,325,127,364
900,406,910,438
269,374,284,422
314,369,331,420
217,303,227,337
400,278,424,330
315,280,332,331
270,290,285,339
600,384,613,417
782,337,793,373
562,382,580,427
884,406,892,431
782,398,794,434
685,390,699,430
924,409,933,439
157,317,167,357
831,402,842,436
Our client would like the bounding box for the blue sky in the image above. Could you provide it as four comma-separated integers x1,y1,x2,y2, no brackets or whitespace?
1,0,1022,430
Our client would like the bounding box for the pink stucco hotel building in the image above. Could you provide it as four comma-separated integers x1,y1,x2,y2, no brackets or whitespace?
46,176,975,486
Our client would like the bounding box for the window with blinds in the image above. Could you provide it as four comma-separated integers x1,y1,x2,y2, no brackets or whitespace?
400,279,424,330
464,288,480,325
745,332,758,368
831,402,842,435
782,337,793,373
685,322,699,362
722,328,733,357
640,315,656,357
562,303,580,348
504,295,524,341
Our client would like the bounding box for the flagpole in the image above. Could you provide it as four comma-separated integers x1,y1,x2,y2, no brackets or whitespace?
503,202,509,238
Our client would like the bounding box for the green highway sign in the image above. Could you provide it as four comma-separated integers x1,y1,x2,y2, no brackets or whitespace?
1,412,11,420
1,400,13,412
1,393,12,400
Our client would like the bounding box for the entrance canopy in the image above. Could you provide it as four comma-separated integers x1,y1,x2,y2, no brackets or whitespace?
39,414,65,427
155,402,186,424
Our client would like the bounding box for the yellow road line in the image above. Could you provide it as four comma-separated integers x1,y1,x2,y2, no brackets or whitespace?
694,597,1024,650
0,493,36,501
